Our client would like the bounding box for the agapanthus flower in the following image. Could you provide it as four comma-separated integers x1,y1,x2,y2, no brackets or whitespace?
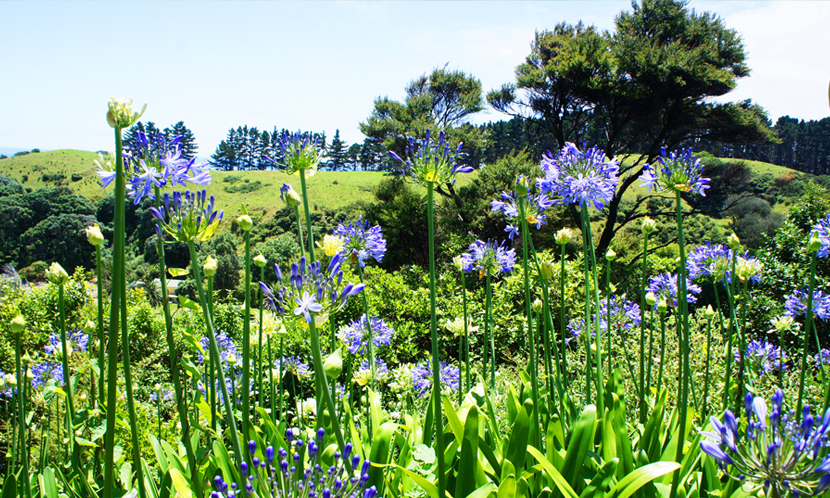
339,314,394,355
280,183,302,208
211,430,377,498
264,131,324,178
537,142,619,210
354,358,389,386
31,362,64,388
812,214,830,259
639,147,710,196
734,339,787,375
388,129,472,188
567,295,641,342
460,239,516,278
735,255,764,285
320,234,345,258
816,349,830,370
44,328,88,358
647,272,702,309
275,356,311,378
687,242,733,283
491,183,555,240
333,217,386,267
197,331,238,368
150,189,224,243
784,288,830,321
411,361,461,398
150,388,174,403
259,254,364,326
700,390,830,496
107,96,146,129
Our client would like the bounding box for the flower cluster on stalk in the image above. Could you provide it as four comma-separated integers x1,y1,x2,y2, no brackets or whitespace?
275,356,311,378
197,332,238,367
812,214,830,259
150,189,224,242
639,147,710,196
687,243,734,283
784,289,830,320
31,362,64,389
43,328,88,358
537,142,619,210
388,129,472,188
332,217,387,267
265,132,325,178
647,272,702,309
734,339,787,375
567,295,641,342
490,178,555,240
340,315,394,355
816,349,830,370
210,429,378,498
411,361,460,398
700,390,830,496
460,239,516,278
354,358,389,386
259,254,364,326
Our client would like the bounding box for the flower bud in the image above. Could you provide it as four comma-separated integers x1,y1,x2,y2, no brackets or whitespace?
84,320,96,333
237,215,253,232
727,233,741,250
253,254,267,268
154,383,162,394
86,224,105,247
641,216,656,235
203,255,218,277
107,96,147,129
46,262,69,286
324,348,343,380
606,249,616,262
321,234,344,258
704,305,716,320
645,292,657,306
657,300,668,314
6,374,16,387
10,314,25,335
22,353,32,366
539,261,555,281
515,175,530,197
808,235,823,253
280,184,302,208
555,228,574,246
452,255,464,272
26,368,33,380
532,298,543,313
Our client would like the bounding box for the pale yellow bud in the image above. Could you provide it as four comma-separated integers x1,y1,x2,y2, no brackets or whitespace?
657,300,668,314
253,254,267,268
532,299,543,313
808,235,823,253
321,235,344,258
452,255,464,272
606,249,616,262
555,228,574,246
641,216,656,235
645,292,658,306
704,305,716,320
237,215,253,232
46,262,69,286
86,224,105,247
539,261,555,281
203,256,218,277
727,233,741,250
84,320,96,333
515,175,530,197
107,96,147,129
10,314,25,335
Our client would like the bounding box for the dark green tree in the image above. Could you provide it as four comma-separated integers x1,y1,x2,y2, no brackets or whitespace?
163,121,199,159
488,0,777,255
326,129,347,171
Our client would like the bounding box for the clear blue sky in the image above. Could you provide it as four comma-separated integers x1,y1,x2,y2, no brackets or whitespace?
1,1,828,158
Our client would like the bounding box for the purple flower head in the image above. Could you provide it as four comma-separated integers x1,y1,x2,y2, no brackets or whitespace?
639,147,710,197
491,181,555,240
812,214,830,259
150,388,174,403
784,288,830,321
567,295,641,342
647,272,702,309
537,142,619,210
687,242,734,283
734,339,787,375
358,358,389,378
31,362,64,388
816,349,830,370
340,314,394,355
44,328,88,358
388,129,471,188
275,356,310,378
152,189,224,243
264,131,324,178
197,331,238,370
333,217,387,267
295,291,324,324
411,361,460,398
460,239,516,277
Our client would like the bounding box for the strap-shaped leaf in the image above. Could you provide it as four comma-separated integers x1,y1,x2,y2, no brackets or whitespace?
607,461,680,498
456,405,481,498
504,400,534,471
168,468,193,498
578,458,618,498
526,446,579,498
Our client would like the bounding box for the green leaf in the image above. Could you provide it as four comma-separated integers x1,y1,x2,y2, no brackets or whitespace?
168,468,193,498
1,474,16,498
38,468,59,498
120,462,133,491
578,458,618,498
504,399,533,471
607,461,681,498
469,483,497,498
412,444,436,465
168,268,189,278
394,465,439,498
455,405,480,498
148,434,169,475
442,396,464,446
368,422,395,492
558,404,597,495
526,446,579,498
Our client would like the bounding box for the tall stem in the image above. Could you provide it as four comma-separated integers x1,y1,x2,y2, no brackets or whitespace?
208,276,217,431
426,187,445,498
258,289,265,418
582,205,604,415
639,234,649,423
57,284,75,459
96,245,105,406
797,249,818,419
294,205,306,258
518,197,541,448
460,271,469,400
15,331,32,498
486,272,495,389
559,243,568,384
357,266,377,391
242,229,252,447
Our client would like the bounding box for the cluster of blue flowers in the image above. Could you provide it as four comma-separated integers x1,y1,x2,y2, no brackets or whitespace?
31,362,64,389
647,272,702,309
812,214,830,258
734,339,787,375
490,181,555,240
259,255,364,325
341,315,394,356
686,243,734,283
567,295,641,342
275,356,311,378
816,349,830,370
538,142,620,210
43,328,88,357
784,288,830,321
150,388,174,403
197,332,239,367
411,361,460,398
150,189,224,243
460,239,516,278
211,429,377,498
700,390,830,496
333,217,387,268
359,358,389,378
639,147,710,196
388,129,472,188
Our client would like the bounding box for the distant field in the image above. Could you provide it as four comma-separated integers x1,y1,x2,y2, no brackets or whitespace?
0,149,802,220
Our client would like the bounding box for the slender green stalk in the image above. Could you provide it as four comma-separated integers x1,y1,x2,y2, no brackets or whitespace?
57,284,76,459
357,266,377,390
559,243,568,384
518,196,541,448
156,395,162,437
258,289,265,418
486,272,495,389
278,335,284,421
702,318,713,416
188,241,243,464
268,333,276,422
657,310,666,393
294,205,306,258
208,276,217,431
461,271,470,393
722,260,741,412
14,330,32,498
796,247,819,419
645,308,655,398
103,127,126,498
639,233,649,423
96,245,105,406
670,191,692,498
581,205,604,415
605,257,612,376
242,228,252,447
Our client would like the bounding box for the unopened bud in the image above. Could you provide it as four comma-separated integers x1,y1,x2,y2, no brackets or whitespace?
10,315,25,335
86,224,105,247
808,235,823,253
237,215,253,232
657,300,668,314
555,228,574,246
452,255,464,272
203,255,218,277
539,261,555,281
606,249,616,262
515,175,530,197
727,233,741,250
46,262,69,286
641,216,656,235
154,383,162,394
253,254,267,268
532,299,543,313
280,184,302,208
704,305,716,320
645,292,657,306
324,348,343,380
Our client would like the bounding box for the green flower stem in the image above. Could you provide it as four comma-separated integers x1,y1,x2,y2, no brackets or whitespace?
657,311,666,394
242,229,252,447
208,276,217,432
278,335,284,421
96,245,105,406
815,321,830,413
670,191,692,498
258,289,265,418
267,333,275,423
605,258,612,377
796,247,819,419
559,243,568,384
702,319,713,416
529,241,561,420
357,266,377,392
57,283,76,459
461,271,470,393
156,397,162,437
188,241,243,465
298,170,351,469
645,309,655,398
486,272,495,389
14,330,32,498
154,187,200,497
722,264,741,412
102,125,126,498
518,197,541,448
581,205,604,416
738,281,754,394
638,233,649,423
294,205,306,259
426,186,446,498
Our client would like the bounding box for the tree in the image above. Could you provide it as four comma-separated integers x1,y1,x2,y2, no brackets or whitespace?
326,130,347,171
487,0,777,255
360,66,486,169
163,121,198,159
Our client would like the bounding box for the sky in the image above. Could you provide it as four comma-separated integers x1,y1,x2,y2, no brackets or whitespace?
1,1,829,159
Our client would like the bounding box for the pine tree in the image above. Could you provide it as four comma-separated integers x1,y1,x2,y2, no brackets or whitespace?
326,130,347,171
163,121,199,159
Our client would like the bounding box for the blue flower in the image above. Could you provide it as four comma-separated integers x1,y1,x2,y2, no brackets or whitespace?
647,272,702,309
359,358,389,377
197,331,238,369
734,339,787,375
31,362,64,388
411,361,460,398
816,349,830,370
333,217,387,267
687,242,733,283
340,314,395,355
639,147,709,196
150,189,224,243
491,182,555,240
294,291,323,324
460,239,516,277
784,288,830,320
567,295,641,342
43,328,88,358
275,356,310,378
388,129,472,188
264,131,324,178
537,142,619,210
812,214,830,259
150,388,174,403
